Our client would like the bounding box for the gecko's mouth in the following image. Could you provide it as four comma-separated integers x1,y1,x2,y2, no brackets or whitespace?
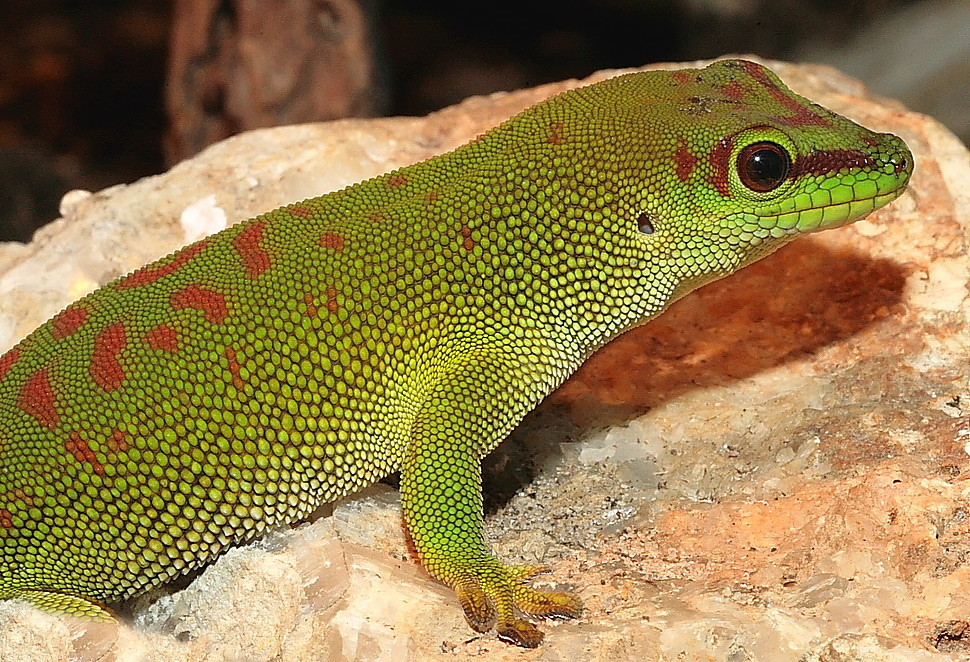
756,162,911,236
797,184,909,233
728,182,909,246
789,135,913,233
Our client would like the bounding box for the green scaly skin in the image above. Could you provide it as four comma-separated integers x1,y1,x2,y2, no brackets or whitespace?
0,60,911,646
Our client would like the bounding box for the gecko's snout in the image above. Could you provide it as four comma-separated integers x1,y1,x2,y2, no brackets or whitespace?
881,133,914,180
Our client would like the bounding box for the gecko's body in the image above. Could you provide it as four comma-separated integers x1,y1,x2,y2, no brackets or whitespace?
0,60,910,646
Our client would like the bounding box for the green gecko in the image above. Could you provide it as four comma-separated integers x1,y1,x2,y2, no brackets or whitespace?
0,59,911,647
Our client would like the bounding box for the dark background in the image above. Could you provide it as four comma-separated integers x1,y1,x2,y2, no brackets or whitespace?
0,0,922,242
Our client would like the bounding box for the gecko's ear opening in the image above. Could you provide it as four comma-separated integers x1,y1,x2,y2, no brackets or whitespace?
636,212,656,235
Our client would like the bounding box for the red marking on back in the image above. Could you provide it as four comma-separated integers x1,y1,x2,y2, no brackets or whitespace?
0,349,21,381
388,174,408,187
326,286,339,312
225,347,245,390
548,122,565,145
0,509,12,529
674,138,698,182
145,323,179,353
171,284,229,324
18,369,59,429
721,81,747,100
707,136,735,197
740,61,830,128
304,292,318,318
233,220,272,278
790,149,875,178
290,206,313,218
320,232,346,251
91,323,127,392
9,488,33,507
368,212,383,222
460,225,476,251
51,306,89,340
117,241,209,290
427,191,441,203
66,432,106,477
672,71,692,85
107,428,131,453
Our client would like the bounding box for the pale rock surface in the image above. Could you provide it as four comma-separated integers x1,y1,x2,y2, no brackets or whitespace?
0,58,967,661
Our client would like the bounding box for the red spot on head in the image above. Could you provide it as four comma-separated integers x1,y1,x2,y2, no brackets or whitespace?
107,428,131,453
224,347,246,390
672,71,692,85
674,138,698,182
145,323,179,353
720,81,747,100
790,149,875,178
290,206,313,218
707,136,735,197
171,284,229,325
325,286,340,312
117,241,209,290
388,174,408,188
18,368,59,429
91,323,127,392
66,432,106,477
0,508,12,529
304,292,318,318
548,122,565,145
740,61,830,128
320,232,346,251
233,220,272,278
427,191,441,203
368,212,383,222
51,306,89,340
0,349,21,381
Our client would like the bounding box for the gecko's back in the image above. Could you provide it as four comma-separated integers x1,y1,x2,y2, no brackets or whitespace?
0,134,511,605
0,60,911,645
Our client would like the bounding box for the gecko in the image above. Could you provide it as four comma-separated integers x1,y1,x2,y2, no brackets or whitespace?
0,60,912,647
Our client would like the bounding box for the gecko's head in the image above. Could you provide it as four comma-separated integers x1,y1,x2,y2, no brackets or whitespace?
596,59,913,298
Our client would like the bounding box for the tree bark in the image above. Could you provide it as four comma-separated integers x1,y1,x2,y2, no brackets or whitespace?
166,0,382,164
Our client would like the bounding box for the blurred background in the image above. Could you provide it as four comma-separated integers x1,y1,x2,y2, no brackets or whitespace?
0,0,965,242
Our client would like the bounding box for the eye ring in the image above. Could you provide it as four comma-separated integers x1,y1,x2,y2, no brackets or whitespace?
737,142,791,192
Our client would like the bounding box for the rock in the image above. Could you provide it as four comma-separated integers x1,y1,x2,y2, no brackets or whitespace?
0,57,965,661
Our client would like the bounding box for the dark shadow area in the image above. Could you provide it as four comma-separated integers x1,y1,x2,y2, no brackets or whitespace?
483,238,910,511
0,0,915,240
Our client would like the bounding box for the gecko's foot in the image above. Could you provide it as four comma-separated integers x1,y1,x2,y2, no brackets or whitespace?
449,560,582,648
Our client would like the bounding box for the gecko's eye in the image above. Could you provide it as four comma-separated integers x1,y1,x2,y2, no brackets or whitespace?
737,142,790,192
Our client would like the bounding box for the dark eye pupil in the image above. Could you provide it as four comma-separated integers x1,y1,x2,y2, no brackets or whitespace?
738,142,790,192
